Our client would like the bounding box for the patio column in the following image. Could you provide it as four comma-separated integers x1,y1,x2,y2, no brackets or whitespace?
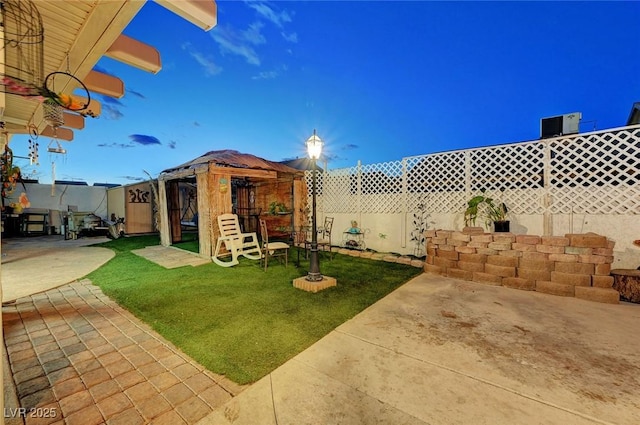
196,166,211,257
158,178,170,247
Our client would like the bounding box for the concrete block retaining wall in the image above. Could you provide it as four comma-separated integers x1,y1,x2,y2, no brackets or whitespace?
424,228,619,304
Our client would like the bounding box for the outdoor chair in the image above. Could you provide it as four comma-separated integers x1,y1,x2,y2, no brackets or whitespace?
304,216,334,260
291,225,310,266
318,217,334,257
259,219,290,271
212,213,262,267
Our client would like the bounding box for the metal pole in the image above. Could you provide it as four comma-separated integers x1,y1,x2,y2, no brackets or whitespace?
306,160,322,281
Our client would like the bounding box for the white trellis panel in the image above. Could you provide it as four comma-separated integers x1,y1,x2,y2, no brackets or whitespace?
547,127,640,214
305,125,640,264
312,125,639,221
550,185,640,215
405,152,467,213
360,161,403,213
319,167,357,213
468,143,547,215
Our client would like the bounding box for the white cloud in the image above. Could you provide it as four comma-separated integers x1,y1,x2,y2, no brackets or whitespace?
210,25,262,66
243,22,266,45
209,3,296,69
251,70,279,80
282,32,298,43
245,1,293,28
181,42,222,76
103,104,124,120
251,64,288,80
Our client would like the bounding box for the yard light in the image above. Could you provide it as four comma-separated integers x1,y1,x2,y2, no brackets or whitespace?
306,129,323,282
306,129,323,160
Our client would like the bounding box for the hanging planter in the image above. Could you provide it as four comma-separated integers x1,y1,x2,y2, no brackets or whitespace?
42,71,91,112
42,98,64,127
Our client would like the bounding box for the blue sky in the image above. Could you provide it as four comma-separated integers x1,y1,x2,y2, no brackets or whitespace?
12,1,640,185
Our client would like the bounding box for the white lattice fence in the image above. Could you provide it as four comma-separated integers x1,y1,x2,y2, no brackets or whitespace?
312,166,357,214
405,152,467,213
315,125,640,218
468,143,547,215
547,127,640,214
360,161,403,213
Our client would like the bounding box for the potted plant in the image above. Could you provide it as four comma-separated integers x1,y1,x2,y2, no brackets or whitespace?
464,190,510,232
268,201,289,215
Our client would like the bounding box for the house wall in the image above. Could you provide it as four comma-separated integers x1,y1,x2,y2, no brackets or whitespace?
107,187,125,220
17,182,108,233
7,181,154,236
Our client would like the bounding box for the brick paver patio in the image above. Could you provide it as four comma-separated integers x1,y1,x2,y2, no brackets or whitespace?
3,279,243,424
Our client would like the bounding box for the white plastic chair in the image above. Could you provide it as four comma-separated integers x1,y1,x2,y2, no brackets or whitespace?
212,213,262,267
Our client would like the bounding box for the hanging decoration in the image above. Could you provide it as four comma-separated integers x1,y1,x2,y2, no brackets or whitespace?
41,70,93,115
0,0,44,97
0,0,98,123
28,125,39,165
1,138,23,208
42,98,65,127
29,139,39,165
47,127,67,195
47,138,66,155
43,86,69,194
51,162,56,197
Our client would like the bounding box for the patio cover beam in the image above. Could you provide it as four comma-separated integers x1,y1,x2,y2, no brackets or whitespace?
154,0,218,31
6,124,73,142
210,167,277,180
62,113,85,130
41,126,74,142
159,164,208,181
105,34,162,74
84,70,125,99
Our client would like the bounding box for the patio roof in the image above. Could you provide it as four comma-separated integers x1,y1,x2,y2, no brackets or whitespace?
1,0,217,142
162,149,304,176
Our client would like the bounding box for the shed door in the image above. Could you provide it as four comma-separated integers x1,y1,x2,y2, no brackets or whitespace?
235,185,257,233
125,182,153,234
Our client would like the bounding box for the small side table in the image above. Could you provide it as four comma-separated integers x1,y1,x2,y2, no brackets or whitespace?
342,231,366,250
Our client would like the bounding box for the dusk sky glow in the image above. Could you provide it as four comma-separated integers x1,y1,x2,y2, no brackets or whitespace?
9,1,640,185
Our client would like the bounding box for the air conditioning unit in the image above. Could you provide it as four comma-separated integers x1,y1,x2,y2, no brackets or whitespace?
540,112,582,139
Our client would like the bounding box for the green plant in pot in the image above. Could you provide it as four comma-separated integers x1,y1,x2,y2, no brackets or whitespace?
464,190,510,232
268,201,289,215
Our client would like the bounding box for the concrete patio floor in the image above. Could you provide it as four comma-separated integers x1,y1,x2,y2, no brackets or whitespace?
2,235,639,424
199,273,640,425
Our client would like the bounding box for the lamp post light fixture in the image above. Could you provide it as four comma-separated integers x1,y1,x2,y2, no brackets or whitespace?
305,129,323,282
292,129,336,292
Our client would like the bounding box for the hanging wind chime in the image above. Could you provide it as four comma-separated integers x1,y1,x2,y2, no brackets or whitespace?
28,137,39,166
43,95,67,195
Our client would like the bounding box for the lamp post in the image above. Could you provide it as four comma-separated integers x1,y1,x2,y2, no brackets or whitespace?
305,129,323,282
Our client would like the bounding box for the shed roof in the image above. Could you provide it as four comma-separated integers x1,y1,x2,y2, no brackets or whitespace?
162,150,303,175
279,158,323,172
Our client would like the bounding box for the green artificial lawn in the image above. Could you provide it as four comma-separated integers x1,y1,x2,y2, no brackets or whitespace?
87,235,422,385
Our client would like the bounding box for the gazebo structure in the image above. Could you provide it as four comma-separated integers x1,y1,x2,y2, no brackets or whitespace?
158,150,308,258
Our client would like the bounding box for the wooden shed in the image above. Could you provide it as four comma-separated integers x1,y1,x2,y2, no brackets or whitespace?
158,150,308,257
